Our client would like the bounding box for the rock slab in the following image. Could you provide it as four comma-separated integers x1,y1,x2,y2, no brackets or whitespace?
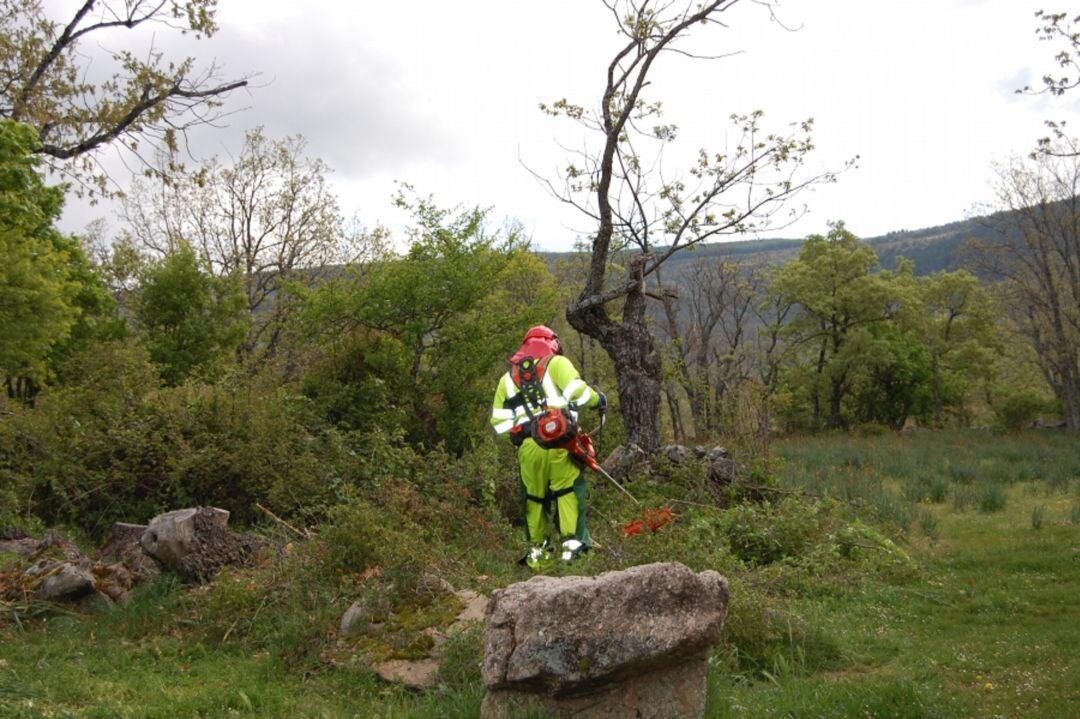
481,562,729,717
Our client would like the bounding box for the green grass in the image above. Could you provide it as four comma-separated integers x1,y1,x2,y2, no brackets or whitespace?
1,430,1078,717
711,430,1080,718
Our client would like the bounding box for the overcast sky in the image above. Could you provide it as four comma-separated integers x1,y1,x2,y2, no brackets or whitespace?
57,0,1079,251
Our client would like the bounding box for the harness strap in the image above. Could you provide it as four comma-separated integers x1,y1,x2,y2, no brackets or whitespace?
525,485,575,504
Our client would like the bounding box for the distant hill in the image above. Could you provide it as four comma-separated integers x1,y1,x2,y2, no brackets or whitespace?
543,213,1001,277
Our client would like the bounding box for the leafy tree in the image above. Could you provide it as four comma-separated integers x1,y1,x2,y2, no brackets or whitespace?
0,120,79,395
914,269,998,425
0,0,248,193
851,324,933,429
133,244,247,385
123,129,358,362
302,193,560,453
772,224,909,429
540,0,842,451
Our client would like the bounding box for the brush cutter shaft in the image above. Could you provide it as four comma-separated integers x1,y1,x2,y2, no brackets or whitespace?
594,463,641,505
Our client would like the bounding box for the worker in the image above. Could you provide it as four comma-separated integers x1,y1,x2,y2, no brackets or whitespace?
490,325,606,569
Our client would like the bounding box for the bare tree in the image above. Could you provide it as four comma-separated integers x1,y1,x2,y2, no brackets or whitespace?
657,257,754,438
122,129,360,362
978,142,1080,431
539,0,842,450
0,0,249,193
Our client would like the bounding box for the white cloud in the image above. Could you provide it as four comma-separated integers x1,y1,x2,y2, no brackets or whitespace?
54,0,1074,251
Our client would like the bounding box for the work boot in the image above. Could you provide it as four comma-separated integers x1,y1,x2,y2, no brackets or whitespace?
519,541,552,570
559,538,588,563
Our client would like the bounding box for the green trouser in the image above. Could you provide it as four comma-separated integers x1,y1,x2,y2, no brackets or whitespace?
518,438,591,546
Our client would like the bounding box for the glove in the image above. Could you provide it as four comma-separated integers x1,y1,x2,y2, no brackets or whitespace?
596,391,608,412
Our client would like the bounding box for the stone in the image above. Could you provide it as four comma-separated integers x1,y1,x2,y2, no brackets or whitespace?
658,444,696,465
482,561,729,714
0,526,29,541
415,573,455,600
140,507,255,581
452,589,487,627
366,588,490,690
78,590,115,614
0,537,41,558
340,600,373,639
99,522,160,586
40,530,84,562
482,654,708,718
707,453,739,485
374,658,441,689
659,444,695,465
101,522,148,554
601,443,649,480
705,446,729,461
34,562,96,601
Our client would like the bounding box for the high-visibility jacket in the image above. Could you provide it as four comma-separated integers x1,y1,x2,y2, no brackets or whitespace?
490,355,599,435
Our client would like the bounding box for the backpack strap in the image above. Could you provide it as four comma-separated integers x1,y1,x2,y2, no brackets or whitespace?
507,355,553,419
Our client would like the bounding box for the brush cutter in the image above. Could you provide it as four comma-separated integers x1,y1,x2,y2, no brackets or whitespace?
564,408,675,537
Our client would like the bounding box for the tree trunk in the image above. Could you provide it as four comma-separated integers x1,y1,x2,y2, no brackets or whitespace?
811,338,827,428
828,375,846,429
665,381,685,444
1062,368,1080,433
567,259,663,452
931,353,943,426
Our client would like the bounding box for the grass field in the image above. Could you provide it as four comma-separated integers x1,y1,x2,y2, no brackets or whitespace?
1,430,1077,718
714,430,1079,718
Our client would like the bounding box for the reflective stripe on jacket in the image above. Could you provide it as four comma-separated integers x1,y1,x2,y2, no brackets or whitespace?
490,355,599,434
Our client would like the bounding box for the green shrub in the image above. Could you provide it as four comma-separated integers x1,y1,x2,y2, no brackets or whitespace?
917,509,940,542
715,578,844,677
722,499,825,566
902,476,949,504
976,484,1007,513
951,485,975,512
947,464,977,485
0,340,357,535
867,488,915,531
992,390,1049,433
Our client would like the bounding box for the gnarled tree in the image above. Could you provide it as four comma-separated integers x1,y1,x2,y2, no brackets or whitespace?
0,0,249,193
540,0,841,450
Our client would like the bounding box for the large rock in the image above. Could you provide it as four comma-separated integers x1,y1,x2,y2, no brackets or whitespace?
99,522,160,586
482,657,708,719
657,444,696,466
705,446,739,485
481,562,729,718
140,507,255,581
0,537,41,558
31,561,96,601
601,443,649,480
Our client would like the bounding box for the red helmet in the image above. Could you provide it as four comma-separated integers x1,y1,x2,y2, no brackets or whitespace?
513,325,562,360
